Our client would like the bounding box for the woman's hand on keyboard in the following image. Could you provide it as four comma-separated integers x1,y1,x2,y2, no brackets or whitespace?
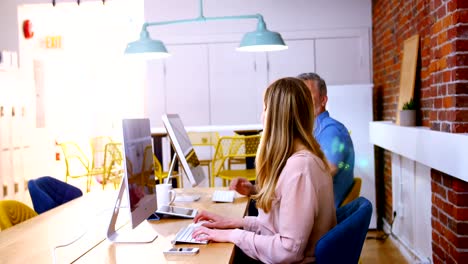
194,211,243,229
192,226,232,243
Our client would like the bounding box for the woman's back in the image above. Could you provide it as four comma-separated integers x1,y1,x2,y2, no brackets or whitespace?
238,150,336,263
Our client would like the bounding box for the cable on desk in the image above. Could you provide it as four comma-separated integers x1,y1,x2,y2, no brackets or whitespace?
51,228,88,264
51,205,129,264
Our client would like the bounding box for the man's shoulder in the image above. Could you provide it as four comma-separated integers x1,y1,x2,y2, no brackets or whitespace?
320,115,349,134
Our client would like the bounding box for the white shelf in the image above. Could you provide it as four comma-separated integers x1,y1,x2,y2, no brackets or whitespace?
369,121,468,182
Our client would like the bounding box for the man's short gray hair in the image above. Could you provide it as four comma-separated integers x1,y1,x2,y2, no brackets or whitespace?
297,72,327,97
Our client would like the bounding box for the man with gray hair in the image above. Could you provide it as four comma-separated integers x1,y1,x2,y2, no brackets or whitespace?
297,72,355,208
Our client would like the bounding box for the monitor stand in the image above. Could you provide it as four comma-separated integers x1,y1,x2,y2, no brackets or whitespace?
166,153,202,202
164,153,178,185
107,179,158,243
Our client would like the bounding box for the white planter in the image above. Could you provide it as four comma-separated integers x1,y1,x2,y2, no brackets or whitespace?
399,110,416,126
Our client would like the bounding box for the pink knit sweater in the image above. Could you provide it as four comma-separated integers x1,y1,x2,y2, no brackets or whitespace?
229,150,336,264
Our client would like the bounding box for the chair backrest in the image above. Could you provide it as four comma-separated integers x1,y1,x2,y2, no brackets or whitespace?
60,141,91,176
211,135,260,175
315,196,372,264
187,131,219,147
90,136,113,170
102,142,124,185
28,176,83,214
0,200,38,230
340,177,362,207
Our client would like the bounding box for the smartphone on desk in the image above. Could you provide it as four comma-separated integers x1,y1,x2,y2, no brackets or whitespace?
163,247,199,256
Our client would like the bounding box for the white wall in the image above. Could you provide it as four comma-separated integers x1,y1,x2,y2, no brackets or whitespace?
141,0,372,125
144,0,371,36
0,1,144,191
1,0,372,60
0,0,80,51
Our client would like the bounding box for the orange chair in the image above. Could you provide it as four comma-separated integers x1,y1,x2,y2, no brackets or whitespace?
339,177,362,207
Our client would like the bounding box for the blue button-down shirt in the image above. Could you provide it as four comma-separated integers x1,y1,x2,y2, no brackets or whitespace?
314,111,355,207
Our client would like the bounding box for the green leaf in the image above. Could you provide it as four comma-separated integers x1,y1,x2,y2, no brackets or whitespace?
402,98,415,110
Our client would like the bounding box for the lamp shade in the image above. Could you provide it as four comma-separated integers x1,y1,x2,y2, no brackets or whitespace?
125,29,171,59
237,28,288,52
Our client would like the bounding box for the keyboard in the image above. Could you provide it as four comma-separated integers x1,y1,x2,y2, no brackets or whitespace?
172,222,209,244
212,190,235,203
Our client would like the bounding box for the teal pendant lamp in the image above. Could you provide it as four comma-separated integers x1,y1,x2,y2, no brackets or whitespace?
125,0,287,59
237,17,287,52
125,28,171,59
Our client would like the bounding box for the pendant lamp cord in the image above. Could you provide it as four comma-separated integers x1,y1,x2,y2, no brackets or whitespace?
198,0,204,19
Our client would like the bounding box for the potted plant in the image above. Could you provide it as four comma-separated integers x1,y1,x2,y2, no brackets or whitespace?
400,98,416,126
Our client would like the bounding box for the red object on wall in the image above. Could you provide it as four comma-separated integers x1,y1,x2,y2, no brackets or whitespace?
22,20,34,39
55,140,60,161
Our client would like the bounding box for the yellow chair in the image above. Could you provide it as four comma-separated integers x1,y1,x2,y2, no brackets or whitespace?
141,145,179,188
60,141,103,192
90,136,113,173
229,130,262,168
90,136,113,169
0,200,38,231
153,154,181,188
187,131,219,184
339,177,362,207
211,135,260,187
102,142,124,189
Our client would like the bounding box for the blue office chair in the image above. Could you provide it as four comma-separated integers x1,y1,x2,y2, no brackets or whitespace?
28,176,83,214
315,196,372,264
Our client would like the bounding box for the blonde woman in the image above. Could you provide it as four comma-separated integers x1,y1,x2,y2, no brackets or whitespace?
193,77,336,264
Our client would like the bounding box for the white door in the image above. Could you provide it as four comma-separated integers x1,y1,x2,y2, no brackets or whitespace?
267,39,316,83
164,44,210,126
145,59,166,127
209,43,261,125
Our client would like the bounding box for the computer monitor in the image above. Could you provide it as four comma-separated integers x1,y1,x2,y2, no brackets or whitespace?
107,118,158,243
162,114,206,187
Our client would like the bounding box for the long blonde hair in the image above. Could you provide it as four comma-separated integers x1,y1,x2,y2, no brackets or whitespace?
253,77,329,213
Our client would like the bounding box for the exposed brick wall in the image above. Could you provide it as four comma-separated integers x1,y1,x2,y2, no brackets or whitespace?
429,0,468,132
432,171,468,263
373,0,433,224
373,0,468,263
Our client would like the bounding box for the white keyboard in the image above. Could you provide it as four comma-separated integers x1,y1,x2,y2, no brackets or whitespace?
212,190,235,203
173,222,208,244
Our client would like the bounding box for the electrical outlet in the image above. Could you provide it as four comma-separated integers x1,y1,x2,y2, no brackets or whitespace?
398,203,404,218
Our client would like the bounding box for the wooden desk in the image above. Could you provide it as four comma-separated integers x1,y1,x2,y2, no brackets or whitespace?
0,190,122,264
0,188,248,264
76,188,248,263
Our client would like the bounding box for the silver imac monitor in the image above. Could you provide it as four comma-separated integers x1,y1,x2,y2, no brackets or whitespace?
162,114,206,187
107,118,158,243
